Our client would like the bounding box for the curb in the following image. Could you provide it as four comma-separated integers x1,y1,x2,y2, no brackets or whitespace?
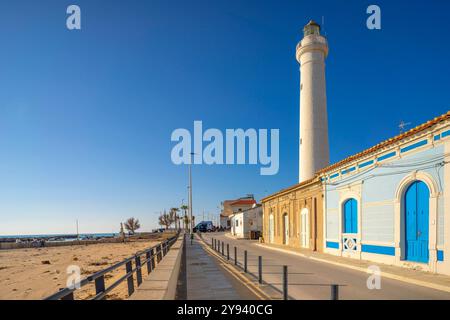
254,243,450,294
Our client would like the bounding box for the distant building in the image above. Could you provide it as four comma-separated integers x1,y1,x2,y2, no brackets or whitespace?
220,196,256,228
230,204,263,239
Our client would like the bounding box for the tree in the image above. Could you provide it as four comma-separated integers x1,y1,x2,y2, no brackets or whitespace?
183,215,190,231
158,210,173,230
124,217,141,235
180,205,189,231
169,208,180,230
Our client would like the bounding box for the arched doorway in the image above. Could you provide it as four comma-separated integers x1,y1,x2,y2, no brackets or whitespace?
405,180,430,263
283,213,289,245
300,208,309,248
269,214,274,244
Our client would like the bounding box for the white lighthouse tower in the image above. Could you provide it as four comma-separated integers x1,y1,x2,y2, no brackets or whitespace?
296,20,330,182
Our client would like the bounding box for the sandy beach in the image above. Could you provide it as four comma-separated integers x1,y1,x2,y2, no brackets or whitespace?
0,238,167,300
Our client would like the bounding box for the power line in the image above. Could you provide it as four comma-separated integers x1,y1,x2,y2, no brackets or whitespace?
325,161,448,193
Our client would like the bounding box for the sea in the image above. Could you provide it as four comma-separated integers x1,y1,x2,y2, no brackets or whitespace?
0,233,118,241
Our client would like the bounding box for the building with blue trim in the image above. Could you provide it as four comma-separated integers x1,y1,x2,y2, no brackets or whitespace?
319,112,450,275
260,20,449,275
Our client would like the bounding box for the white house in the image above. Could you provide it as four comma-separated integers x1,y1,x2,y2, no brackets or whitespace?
220,196,256,229
230,204,263,239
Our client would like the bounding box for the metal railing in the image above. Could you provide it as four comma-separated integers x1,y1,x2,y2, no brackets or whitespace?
210,236,340,300
44,232,180,300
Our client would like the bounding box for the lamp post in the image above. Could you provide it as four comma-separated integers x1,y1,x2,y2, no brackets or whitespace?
188,152,194,235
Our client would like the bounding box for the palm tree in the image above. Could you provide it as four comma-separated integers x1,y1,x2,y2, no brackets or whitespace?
170,207,180,230
124,217,141,235
183,215,190,231
180,205,189,231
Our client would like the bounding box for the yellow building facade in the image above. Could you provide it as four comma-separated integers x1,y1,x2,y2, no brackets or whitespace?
261,178,324,252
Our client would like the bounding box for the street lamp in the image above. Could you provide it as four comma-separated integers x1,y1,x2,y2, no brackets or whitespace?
188,152,195,235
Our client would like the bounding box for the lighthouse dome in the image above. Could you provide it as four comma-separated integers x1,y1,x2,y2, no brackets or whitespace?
303,20,321,36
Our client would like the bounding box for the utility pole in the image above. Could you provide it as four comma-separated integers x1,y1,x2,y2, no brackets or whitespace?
76,219,79,241
188,152,194,234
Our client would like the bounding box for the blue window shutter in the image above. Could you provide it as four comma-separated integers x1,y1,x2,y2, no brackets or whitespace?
352,199,358,233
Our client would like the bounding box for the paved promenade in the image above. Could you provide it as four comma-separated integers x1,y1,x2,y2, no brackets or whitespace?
184,236,258,300
203,232,450,300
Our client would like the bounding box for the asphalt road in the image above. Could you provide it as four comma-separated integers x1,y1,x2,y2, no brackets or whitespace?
202,232,450,300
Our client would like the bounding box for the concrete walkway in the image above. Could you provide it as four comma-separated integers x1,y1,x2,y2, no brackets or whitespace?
129,236,183,300
185,236,258,300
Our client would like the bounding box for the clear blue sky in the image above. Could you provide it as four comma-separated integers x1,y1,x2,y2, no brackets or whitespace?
0,0,449,235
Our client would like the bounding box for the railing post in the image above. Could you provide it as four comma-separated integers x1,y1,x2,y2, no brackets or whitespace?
126,261,135,296
234,246,237,266
222,242,224,256
211,238,214,248
135,255,142,286
217,240,220,252
159,243,164,261
146,251,152,274
61,292,74,300
258,256,262,284
95,277,105,295
151,247,156,269
283,265,288,300
244,250,248,273
227,244,230,260
331,284,339,300
95,275,106,298
214,239,216,251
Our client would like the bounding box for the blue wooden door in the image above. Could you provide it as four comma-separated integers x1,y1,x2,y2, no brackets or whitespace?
343,199,357,234
405,181,429,263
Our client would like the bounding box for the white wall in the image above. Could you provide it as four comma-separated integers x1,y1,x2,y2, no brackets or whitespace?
230,206,263,238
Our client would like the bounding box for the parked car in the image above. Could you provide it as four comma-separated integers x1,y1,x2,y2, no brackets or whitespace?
193,221,214,233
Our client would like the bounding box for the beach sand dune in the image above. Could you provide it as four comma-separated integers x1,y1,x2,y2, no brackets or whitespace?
0,239,161,300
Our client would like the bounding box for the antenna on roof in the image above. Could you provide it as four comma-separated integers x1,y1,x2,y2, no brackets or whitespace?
399,120,412,134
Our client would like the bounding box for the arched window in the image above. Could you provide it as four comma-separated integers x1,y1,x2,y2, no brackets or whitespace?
269,214,274,243
343,199,358,234
300,208,309,248
283,213,289,245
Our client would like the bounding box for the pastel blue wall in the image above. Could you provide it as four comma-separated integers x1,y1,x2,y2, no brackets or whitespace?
438,197,445,247
361,204,394,242
325,142,446,246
